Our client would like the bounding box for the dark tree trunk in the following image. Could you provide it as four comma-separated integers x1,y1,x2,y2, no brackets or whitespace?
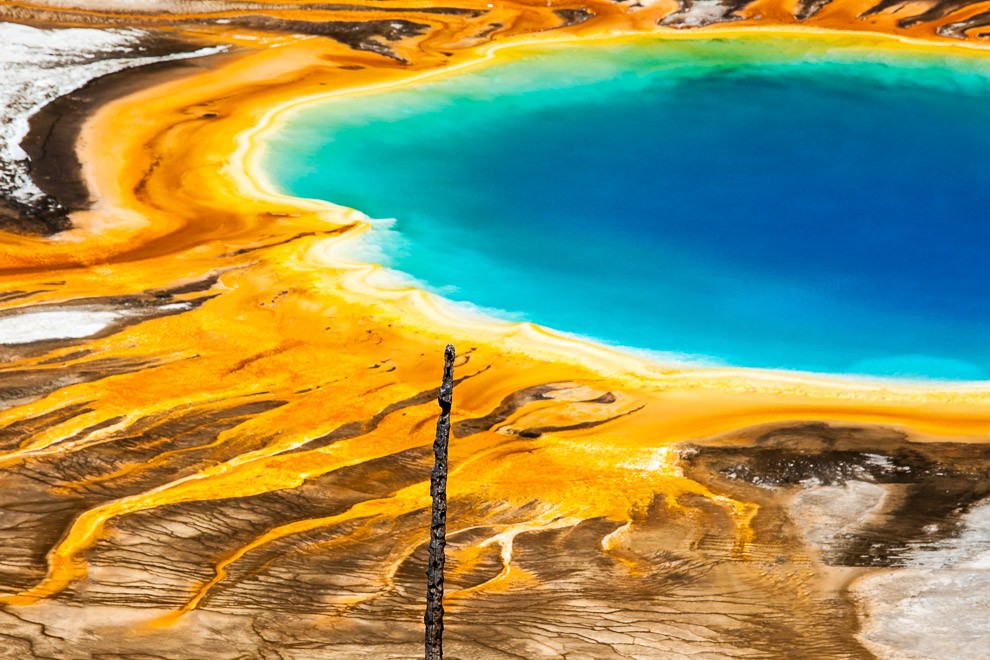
425,344,455,660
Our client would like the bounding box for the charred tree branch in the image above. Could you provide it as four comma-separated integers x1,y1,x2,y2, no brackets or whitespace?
425,344,455,660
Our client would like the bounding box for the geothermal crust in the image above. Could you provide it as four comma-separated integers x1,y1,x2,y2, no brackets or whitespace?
1,1,989,658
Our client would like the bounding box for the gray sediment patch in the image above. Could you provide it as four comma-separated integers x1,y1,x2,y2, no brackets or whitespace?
851,501,990,659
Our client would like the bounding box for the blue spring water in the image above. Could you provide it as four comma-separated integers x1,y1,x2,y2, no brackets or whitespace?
261,37,990,380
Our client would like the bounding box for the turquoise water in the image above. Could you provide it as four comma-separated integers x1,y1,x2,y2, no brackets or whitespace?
262,37,990,380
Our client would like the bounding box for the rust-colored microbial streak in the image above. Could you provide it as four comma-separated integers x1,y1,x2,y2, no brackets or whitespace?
0,0,989,657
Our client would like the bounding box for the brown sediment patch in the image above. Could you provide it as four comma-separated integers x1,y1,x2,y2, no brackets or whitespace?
193,17,434,61
939,7,990,37
0,198,72,237
680,421,990,567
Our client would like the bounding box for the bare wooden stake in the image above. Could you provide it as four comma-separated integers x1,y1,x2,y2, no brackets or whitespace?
425,344,455,660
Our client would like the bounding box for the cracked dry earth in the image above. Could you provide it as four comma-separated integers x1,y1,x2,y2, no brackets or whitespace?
0,359,985,660
3,392,990,658
2,0,990,658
